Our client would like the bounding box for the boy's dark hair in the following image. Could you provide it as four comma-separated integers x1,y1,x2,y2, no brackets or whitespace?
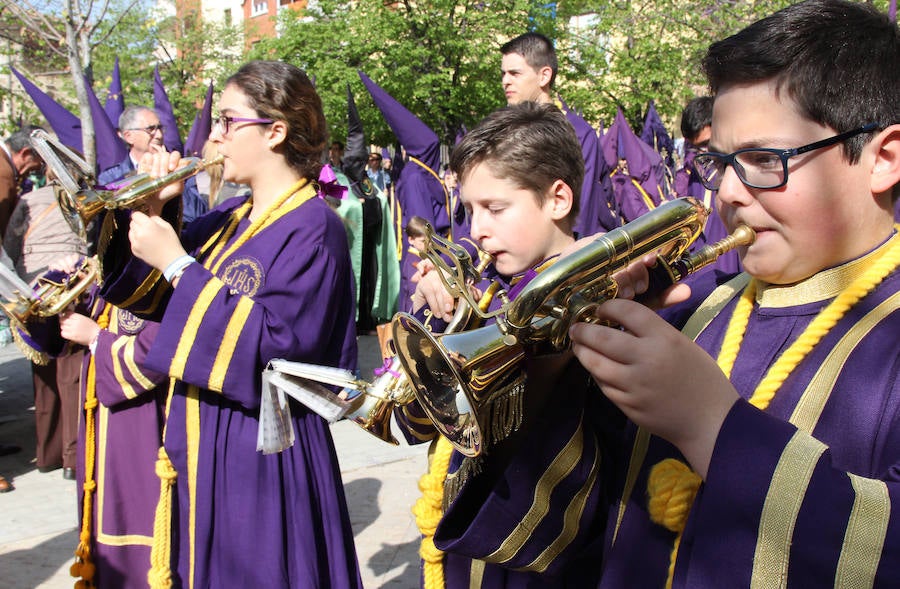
450,102,583,225
702,0,899,165
680,97,713,143
405,215,429,239
500,32,558,89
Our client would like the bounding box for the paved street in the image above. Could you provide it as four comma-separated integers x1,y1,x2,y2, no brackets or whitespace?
0,335,429,588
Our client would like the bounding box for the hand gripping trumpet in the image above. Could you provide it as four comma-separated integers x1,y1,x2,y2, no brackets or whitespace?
391,197,755,457
29,129,223,242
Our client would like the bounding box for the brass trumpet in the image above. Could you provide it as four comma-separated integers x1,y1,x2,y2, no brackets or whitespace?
29,129,223,241
392,198,756,457
58,155,224,242
269,237,494,444
0,257,99,364
341,356,415,444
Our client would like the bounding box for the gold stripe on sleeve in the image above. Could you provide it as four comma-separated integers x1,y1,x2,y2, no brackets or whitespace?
482,418,584,564
170,279,224,380
122,335,158,392
468,559,485,589
135,276,175,316
612,428,649,546
186,385,201,589
750,432,827,589
835,474,889,588
208,296,254,392
110,337,137,400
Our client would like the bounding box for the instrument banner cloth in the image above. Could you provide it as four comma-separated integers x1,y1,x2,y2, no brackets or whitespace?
257,359,355,453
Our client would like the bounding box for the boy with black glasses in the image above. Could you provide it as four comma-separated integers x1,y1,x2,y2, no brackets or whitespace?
434,1,900,586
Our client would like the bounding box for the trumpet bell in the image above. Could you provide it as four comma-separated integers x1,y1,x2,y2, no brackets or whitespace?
393,313,526,457
344,355,417,445
345,392,399,445
57,188,107,243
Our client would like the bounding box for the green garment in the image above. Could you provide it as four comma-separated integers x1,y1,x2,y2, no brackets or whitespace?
332,170,399,324
370,190,400,323
333,171,363,321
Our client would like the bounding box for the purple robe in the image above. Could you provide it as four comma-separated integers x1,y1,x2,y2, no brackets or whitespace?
396,165,449,314
435,235,900,587
76,294,168,589
99,193,362,588
562,104,619,236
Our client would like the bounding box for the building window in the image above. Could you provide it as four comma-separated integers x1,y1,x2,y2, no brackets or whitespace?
251,0,268,16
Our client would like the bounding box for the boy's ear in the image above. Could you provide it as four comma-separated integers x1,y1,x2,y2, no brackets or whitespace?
547,179,573,221
869,124,900,196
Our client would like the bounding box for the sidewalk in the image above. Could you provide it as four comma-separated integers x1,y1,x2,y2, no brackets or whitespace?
0,335,429,588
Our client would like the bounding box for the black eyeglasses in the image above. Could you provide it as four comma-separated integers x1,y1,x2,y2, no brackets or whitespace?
213,114,274,135
692,123,878,190
126,124,164,135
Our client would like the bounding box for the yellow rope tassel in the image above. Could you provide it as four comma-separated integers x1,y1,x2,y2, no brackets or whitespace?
71,306,110,589
646,232,900,588
647,459,702,589
147,446,178,589
413,436,454,589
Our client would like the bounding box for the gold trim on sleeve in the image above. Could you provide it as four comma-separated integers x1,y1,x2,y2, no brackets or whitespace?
750,432,827,589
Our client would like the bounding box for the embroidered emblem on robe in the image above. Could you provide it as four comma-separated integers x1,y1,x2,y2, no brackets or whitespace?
116,308,146,334
221,257,264,297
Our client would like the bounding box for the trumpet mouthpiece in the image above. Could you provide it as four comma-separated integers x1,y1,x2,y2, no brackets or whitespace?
731,224,756,247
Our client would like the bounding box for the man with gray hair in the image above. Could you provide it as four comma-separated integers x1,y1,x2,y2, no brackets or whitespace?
97,105,164,186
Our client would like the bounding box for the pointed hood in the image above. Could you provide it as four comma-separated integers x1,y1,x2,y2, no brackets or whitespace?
342,84,377,198
85,75,128,172
342,85,367,183
10,66,82,153
640,101,675,170
153,66,184,153
605,109,659,181
607,109,669,209
104,57,125,126
184,82,214,157
358,71,440,172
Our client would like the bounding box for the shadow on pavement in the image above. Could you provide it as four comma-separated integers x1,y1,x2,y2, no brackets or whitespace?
369,537,421,587
0,353,40,485
0,527,77,589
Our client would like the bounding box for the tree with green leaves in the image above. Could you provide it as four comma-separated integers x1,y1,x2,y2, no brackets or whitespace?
0,0,143,168
253,0,895,141
250,0,561,146
0,0,243,168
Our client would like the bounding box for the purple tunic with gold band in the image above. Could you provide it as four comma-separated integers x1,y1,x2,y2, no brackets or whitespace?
75,293,168,589
435,233,900,587
99,188,362,588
